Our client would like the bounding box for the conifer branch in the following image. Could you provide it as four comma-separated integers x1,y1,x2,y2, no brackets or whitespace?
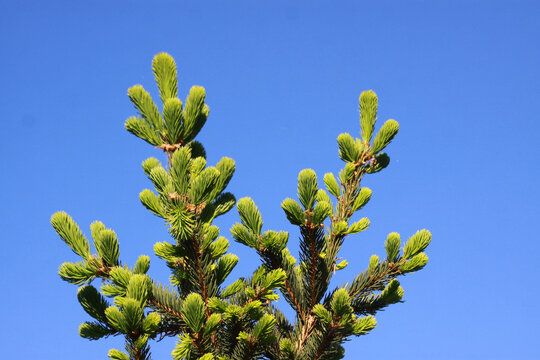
294,314,317,355
313,324,338,360
52,54,430,360
261,249,306,319
307,227,319,309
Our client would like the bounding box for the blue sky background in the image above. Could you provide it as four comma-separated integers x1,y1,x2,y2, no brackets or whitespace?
1,1,539,359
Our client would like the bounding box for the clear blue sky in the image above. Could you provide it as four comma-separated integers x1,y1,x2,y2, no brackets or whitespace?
1,1,538,359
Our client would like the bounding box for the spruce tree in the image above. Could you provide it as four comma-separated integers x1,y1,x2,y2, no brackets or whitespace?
51,53,431,360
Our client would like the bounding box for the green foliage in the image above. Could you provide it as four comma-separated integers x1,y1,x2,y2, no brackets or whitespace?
403,229,432,259
214,254,239,285
297,169,318,210
221,279,244,298
108,349,130,360
312,200,333,226
142,312,161,333
352,316,377,335
281,198,305,226
181,293,206,333
368,255,380,274
401,253,429,273
152,52,178,103
252,313,276,344
163,98,184,145
331,288,353,317
337,133,361,163
366,152,390,174
230,223,255,248
372,119,399,154
79,322,111,340
359,90,378,143
313,304,332,324
52,53,430,360
125,116,161,146
93,227,120,266
316,189,331,204
215,157,236,194
58,261,95,285
109,266,132,289
348,217,370,234
385,232,401,262
133,255,150,274
172,334,192,360
126,274,151,305
51,212,91,260
139,189,163,217
170,147,191,192
237,197,263,235
151,282,183,318
333,221,348,235
335,259,348,271
78,285,109,323
381,279,404,304
208,236,229,259
142,157,161,176
203,313,222,336
351,187,372,212
128,85,163,131
323,172,340,197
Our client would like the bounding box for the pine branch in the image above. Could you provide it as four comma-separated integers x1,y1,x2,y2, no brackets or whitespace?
261,249,305,319
188,230,210,305
345,261,401,300
294,314,318,356
125,337,151,360
53,55,431,360
148,282,183,318
299,226,330,312
312,325,338,360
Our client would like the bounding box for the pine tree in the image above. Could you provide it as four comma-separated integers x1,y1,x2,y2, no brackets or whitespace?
51,53,431,360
